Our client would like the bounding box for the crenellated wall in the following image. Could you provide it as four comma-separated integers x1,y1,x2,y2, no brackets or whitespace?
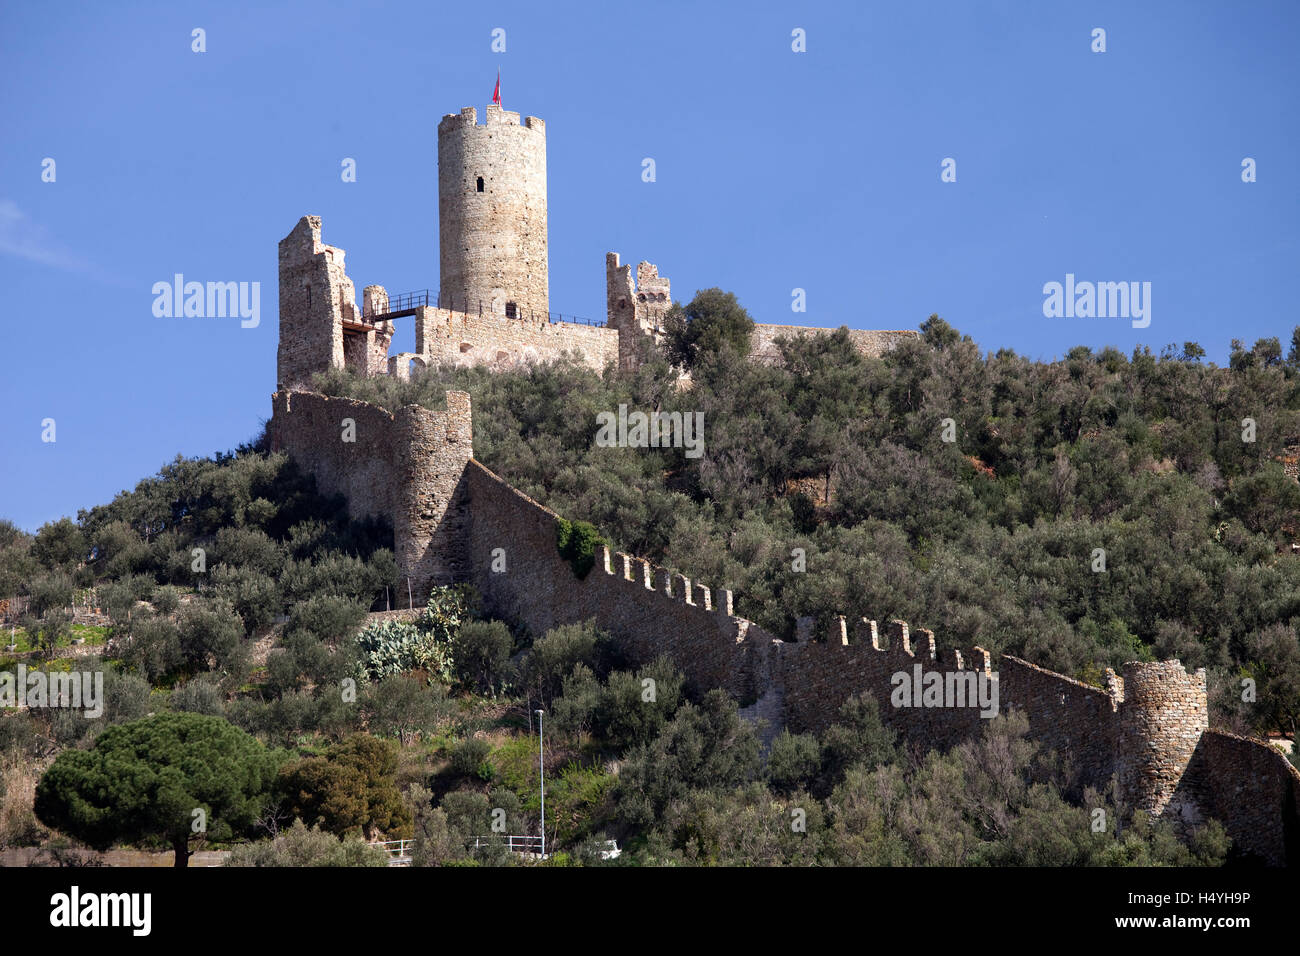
778,618,1121,789
464,459,776,700
268,386,1300,864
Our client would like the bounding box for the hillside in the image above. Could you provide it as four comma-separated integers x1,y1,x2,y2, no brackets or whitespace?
2,316,1298,866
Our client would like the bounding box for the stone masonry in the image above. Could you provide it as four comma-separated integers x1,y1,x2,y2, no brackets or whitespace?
269,389,472,596
269,374,1300,865
438,105,548,319
276,103,918,389
277,216,394,389
267,98,1300,866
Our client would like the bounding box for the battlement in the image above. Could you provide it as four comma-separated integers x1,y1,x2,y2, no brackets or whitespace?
270,370,1300,862
439,104,545,134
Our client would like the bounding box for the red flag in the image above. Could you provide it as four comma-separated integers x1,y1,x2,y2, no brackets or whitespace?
492,71,501,105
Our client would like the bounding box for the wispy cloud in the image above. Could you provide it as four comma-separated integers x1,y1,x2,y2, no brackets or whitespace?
0,198,121,284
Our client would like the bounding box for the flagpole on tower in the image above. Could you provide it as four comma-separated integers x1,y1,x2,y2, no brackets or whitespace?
492,69,501,106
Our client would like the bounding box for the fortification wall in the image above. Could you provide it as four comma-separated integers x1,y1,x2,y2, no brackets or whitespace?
463,459,776,699
413,306,618,372
278,216,348,388
1186,730,1300,866
269,389,473,596
751,324,918,363
778,622,1121,788
269,394,1300,863
278,216,392,388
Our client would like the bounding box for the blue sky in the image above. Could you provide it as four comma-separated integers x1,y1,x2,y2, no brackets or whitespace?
1,0,1297,533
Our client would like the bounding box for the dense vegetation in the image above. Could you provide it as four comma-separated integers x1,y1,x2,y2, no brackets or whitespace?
1,300,1297,866
318,309,1300,743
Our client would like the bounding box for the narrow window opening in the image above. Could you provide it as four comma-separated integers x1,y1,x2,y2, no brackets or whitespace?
505,301,517,319
476,176,484,192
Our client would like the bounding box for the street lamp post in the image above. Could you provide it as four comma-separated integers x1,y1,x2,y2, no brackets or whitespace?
537,709,545,859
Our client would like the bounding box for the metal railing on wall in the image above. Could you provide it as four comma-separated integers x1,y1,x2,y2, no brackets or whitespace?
369,291,605,328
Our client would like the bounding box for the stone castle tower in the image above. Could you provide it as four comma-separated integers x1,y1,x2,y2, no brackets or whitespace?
437,104,548,319
277,215,393,389
1114,661,1209,822
605,253,671,369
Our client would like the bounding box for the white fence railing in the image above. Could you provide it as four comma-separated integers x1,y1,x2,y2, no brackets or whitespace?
367,839,415,866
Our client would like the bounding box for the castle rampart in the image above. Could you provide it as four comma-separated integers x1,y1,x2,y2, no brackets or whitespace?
268,381,1300,864
751,323,919,363
411,305,618,371
269,389,472,596
265,98,1300,865
464,459,776,701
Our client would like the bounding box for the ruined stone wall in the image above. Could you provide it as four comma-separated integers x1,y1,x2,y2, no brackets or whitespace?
271,391,1299,862
463,459,777,700
605,252,670,370
413,306,618,372
750,324,919,363
269,389,473,597
277,216,347,388
438,105,548,319
1186,730,1300,866
778,620,1121,788
278,216,392,388
779,619,997,750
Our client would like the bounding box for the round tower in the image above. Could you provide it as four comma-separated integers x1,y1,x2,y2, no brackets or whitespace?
1115,660,1208,822
437,104,548,319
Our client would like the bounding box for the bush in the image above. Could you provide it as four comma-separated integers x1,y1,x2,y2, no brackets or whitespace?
177,599,246,680
225,819,388,867
452,620,514,695
362,674,451,745
555,518,606,580
150,585,182,616
592,658,684,752
767,730,821,794
170,678,224,716
277,734,411,840
354,586,476,682
355,619,453,683
450,737,494,781
288,594,367,646
526,621,611,705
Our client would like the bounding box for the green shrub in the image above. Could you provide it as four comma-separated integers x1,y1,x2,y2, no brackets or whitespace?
767,730,821,794
452,620,514,694
225,819,388,867
450,737,494,781
555,518,606,580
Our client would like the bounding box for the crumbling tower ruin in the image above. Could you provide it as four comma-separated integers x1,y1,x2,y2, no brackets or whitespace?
605,253,671,369
437,104,548,320
277,216,393,389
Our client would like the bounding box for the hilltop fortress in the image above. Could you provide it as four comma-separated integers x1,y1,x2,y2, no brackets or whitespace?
271,103,1300,865
276,103,917,390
